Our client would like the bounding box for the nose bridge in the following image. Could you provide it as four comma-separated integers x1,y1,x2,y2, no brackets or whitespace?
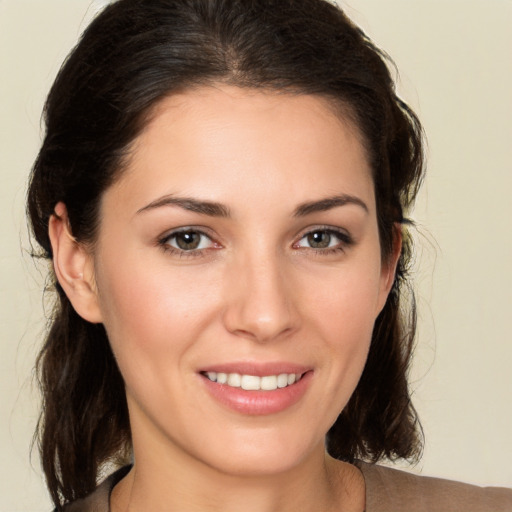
222,246,298,342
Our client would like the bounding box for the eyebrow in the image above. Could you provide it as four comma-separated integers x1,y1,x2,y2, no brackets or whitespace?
136,193,368,218
293,194,368,217
136,195,231,217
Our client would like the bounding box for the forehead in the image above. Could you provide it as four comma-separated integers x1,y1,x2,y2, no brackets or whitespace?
109,85,374,215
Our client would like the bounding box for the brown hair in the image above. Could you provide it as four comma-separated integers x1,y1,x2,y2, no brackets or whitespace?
27,0,424,508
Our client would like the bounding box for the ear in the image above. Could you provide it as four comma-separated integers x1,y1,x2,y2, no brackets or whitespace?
376,223,402,314
48,202,103,323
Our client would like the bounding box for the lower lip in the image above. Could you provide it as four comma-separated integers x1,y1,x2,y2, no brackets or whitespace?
201,371,313,415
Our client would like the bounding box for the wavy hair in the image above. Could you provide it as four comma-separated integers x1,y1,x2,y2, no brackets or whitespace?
27,0,425,508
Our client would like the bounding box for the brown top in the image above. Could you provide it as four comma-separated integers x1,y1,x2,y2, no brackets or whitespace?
356,461,512,511
63,463,512,512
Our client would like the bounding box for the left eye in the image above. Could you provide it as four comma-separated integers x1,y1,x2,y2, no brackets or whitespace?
296,229,346,249
165,230,213,251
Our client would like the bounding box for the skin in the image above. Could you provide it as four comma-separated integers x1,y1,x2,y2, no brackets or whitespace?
49,85,400,512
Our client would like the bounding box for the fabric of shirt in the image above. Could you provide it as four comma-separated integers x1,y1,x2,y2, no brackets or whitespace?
61,462,512,511
355,461,512,511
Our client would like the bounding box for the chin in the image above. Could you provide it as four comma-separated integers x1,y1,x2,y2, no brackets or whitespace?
187,424,326,478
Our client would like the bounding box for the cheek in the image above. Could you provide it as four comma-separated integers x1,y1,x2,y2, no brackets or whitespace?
317,280,376,371
300,255,383,407
94,250,223,375
304,255,383,343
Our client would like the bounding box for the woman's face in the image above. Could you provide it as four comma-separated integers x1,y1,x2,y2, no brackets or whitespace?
90,85,396,476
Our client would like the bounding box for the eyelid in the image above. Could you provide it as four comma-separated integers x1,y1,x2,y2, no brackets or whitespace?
293,225,354,250
294,224,352,240
157,226,222,256
156,224,353,258
160,225,210,240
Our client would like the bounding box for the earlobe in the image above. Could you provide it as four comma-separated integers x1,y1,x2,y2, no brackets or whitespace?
48,202,103,324
376,223,403,314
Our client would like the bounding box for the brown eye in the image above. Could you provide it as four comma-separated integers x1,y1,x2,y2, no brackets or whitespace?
295,228,353,253
175,231,201,250
306,231,332,249
164,230,213,252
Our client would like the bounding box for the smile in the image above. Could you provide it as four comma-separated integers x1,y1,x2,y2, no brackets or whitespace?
203,372,303,391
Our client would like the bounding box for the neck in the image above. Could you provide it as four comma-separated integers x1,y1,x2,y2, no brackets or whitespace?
111,443,365,512
111,399,365,512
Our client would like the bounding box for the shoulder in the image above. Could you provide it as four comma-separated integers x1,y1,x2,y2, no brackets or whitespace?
356,461,512,512
59,466,131,512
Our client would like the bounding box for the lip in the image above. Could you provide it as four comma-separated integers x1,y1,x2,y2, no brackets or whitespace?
199,362,313,415
200,362,311,377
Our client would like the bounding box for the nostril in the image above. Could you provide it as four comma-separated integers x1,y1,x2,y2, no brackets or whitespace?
221,267,300,342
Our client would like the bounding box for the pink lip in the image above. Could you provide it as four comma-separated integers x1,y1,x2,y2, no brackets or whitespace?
199,363,313,416
200,362,310,377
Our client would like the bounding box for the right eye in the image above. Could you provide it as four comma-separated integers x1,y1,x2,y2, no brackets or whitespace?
160,229,216,254
294,227,353,254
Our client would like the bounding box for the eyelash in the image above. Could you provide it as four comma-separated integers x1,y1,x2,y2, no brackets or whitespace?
158,228,217,259
294,227,354,255
157,226,353,258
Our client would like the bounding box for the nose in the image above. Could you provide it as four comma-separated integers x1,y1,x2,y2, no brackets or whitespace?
222,252,300,343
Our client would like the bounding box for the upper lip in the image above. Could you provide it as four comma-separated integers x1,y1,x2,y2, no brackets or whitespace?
199,362,311,377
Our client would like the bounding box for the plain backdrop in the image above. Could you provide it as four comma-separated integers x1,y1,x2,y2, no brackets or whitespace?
1,0,511,510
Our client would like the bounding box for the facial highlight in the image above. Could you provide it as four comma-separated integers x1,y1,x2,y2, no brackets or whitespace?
83,85,396,477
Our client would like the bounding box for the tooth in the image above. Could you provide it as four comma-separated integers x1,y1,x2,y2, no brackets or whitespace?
211,372,302,390
277,373,288,388
260,375,278,390
227,373,241,387
241,375,261,390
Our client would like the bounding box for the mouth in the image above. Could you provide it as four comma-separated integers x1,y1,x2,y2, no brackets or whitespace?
199,366,313,415
201,371,305,391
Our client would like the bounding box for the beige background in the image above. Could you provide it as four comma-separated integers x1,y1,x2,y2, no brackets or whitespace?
1,0,511,510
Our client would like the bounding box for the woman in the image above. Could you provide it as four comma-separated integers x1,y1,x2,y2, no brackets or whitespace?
26,0,512,511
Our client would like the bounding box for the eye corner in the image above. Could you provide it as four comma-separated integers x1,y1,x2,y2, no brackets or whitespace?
293,226,354,254
157,226,222,259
